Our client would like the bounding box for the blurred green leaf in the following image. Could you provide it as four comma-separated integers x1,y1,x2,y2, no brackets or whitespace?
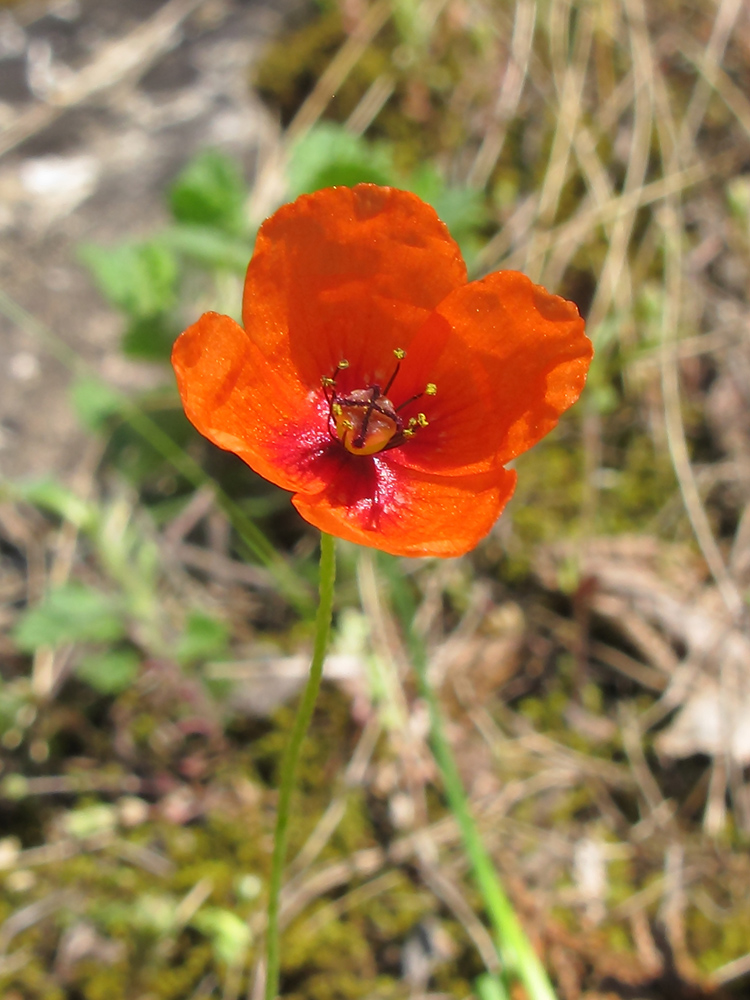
121,314,179,361
160,224,253,272
0,680,32,732
64,803,118,839
79,241,178,319
14,583,126,652
1,775,29,800
169,149,247,234
19,478,97,530
408,163,488,243
726,175,750,227
235,873,262,901
391,0,428,50
287,123,395,195
75,648,140,695
177,612,230,666
191,907,251,966
70,376,124,431
131,894,178,936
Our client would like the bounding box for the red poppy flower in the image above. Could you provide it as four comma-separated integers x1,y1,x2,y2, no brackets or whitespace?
172,185,592,557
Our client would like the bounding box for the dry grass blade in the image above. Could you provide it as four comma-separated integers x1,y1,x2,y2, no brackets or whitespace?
523,0,595,280
658,200,743,618
345,72,396,135
676,0,744,158
416,859,501,974
285,0,392,143
583,0,652,330
710,949,750,987
287,713,381,876
0,890,78,957
468,0,537,189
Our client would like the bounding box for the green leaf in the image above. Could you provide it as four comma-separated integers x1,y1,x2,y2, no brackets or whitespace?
75,648,140,695
0,681,33,731
130,894,178,936
177,612,230,666
79,241,178,319
19,479,96,530
121,315,179,361
407,163,488,242
287,123,395,195
14,583,126,652
169,149,247,234
160,224,253,272
726,175,750,225
191,907,251,966
69,376,124,431
1,775,29,800
64,803,118,840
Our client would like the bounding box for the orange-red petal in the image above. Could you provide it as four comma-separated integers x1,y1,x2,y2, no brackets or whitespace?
242,185,467,392
172,311,331,494
389,270,592,476
292,460,518,558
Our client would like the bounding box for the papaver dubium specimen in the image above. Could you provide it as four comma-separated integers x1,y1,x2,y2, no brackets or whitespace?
172,184,592,557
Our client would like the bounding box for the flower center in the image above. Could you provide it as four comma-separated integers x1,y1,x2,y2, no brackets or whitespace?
321,350,436,457
334,388,400,456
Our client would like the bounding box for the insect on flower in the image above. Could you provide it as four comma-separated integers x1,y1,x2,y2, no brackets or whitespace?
172,185,593,557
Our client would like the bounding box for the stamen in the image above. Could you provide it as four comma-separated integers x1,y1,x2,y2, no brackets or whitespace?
425,383,437,396
417,413,428,427
397,394,422,413
383,348,405,396
403,428,415,438
323,363,348,407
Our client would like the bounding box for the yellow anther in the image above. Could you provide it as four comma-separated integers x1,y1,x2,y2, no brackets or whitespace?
342,418,355,430
332,402,343,416
417,412,428,428
321,376,335,387
407,417,418,428
403,428,415,438
393,347,406,360
337,359,350,370
425,383,437,396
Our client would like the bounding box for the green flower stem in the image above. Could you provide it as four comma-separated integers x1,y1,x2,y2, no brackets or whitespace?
265,532,336,1000
410,636,558,1000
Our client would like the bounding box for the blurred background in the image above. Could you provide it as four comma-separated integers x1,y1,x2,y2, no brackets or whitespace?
1,0,750,997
